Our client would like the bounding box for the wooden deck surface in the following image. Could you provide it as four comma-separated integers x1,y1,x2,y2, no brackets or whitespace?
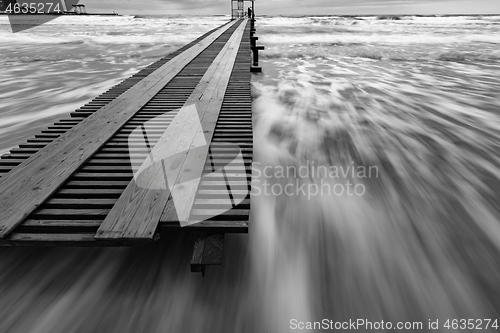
0,19,253,247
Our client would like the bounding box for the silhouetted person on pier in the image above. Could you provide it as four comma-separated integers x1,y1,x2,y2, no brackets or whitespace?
248,8,252,18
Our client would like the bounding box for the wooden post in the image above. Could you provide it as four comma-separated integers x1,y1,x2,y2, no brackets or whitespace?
251,36,257,47
191,233,225,276
252,46,259,66
249,4,264,73
251,45,264,72
250,4,256,35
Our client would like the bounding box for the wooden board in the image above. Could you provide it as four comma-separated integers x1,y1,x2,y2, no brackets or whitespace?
0,20,239,239
160,30,253,229
191,233,225,276
95,19,248,244
0,233,158,247
0,20,252,245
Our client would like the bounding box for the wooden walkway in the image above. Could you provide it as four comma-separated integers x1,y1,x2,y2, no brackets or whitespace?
0,19,255,271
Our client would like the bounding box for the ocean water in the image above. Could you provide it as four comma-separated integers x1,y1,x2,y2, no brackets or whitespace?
1,14,500,333
251,15,500,331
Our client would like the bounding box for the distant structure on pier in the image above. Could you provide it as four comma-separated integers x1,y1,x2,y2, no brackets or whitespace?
71,4,86,14
231,0,255,19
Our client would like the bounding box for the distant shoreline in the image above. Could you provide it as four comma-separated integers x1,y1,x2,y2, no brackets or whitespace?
265,13,500,17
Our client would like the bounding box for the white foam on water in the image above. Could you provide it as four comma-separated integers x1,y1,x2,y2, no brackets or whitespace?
249,57,500,325
261,32,500,45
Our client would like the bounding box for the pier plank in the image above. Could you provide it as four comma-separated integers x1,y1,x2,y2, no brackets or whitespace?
95,19,248,243
0,21,239,239
0,19,253,251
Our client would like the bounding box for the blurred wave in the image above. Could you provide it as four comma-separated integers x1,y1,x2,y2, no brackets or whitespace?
0,234,254,333
251,66,500,328
248,15,500,330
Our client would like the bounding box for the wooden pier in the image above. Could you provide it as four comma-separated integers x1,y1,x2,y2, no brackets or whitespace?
0,18,263,274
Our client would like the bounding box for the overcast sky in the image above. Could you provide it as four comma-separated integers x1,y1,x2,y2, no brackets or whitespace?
81,0,500,15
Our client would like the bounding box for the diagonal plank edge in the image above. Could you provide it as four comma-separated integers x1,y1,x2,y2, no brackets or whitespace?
95,19,248,243
0,20,240,239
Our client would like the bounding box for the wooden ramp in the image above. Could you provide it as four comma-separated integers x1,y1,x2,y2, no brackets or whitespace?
0,19,254,272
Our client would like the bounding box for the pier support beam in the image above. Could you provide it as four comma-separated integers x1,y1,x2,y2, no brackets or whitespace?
251,45,264,72
249,17,264,72
191,233,225,276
